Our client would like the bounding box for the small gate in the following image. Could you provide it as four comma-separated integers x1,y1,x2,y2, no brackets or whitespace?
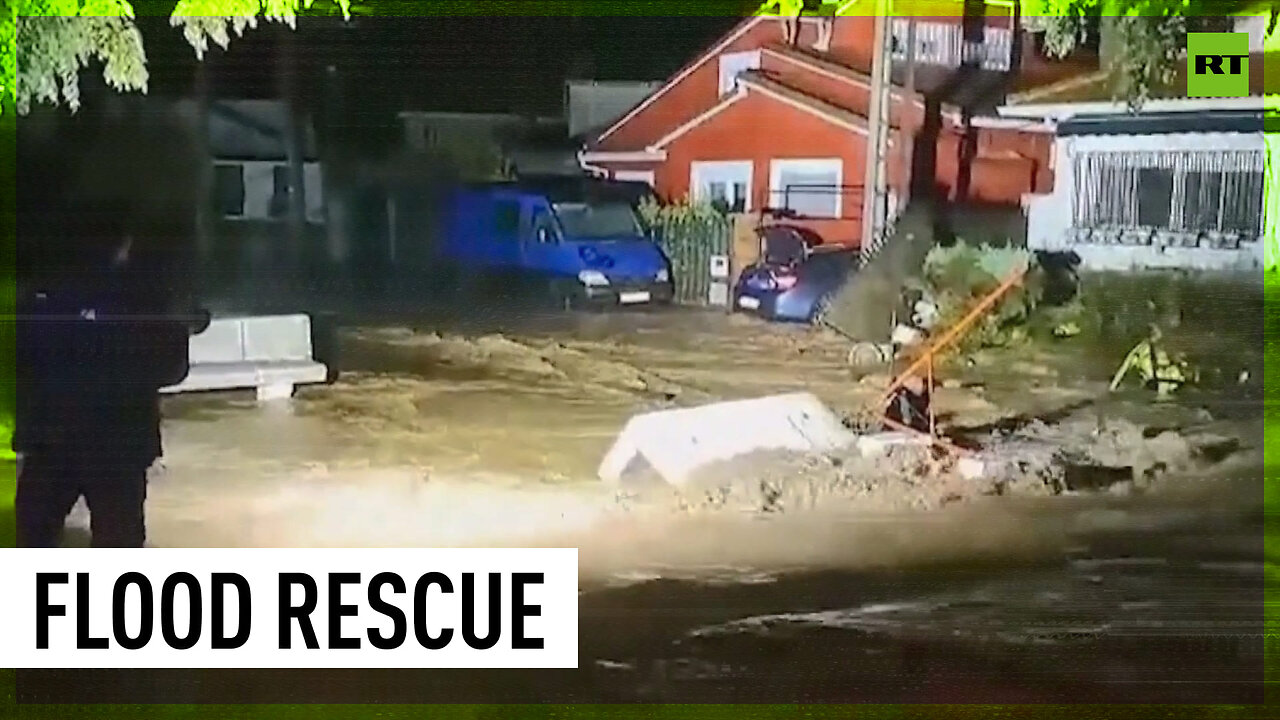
649,212,732,306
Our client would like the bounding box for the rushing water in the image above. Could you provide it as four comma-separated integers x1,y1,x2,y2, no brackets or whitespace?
20,282,1272,704
23,473,1264,704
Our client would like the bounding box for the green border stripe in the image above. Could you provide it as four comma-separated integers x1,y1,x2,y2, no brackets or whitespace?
1262,5,1278,713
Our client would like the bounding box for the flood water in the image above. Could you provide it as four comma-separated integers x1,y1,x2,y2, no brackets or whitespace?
22,475,1265,704
19,281,1271,705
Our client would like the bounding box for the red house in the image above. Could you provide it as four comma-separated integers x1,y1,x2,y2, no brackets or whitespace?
579,5,1069,248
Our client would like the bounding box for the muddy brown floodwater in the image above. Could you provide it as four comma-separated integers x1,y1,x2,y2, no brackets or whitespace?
33,305,1264,704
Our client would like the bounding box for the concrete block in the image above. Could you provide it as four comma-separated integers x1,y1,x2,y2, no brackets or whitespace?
856,431,931,457
256,381,295,402
163,362,259,394
188,318,245,365
598,392,856,488
255,360,329,387
162,359,327,396
957,457,986,480
165,312,327,401
241,314,315,363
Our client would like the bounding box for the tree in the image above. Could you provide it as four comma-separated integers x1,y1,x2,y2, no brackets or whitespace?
2,0,353,114
1034,0,1277,106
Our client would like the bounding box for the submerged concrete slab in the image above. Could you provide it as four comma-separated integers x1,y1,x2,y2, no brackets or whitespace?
856,431,932,457
598,392,856,488
956,457,986,480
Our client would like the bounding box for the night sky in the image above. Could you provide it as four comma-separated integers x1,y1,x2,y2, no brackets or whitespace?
136,11,758,120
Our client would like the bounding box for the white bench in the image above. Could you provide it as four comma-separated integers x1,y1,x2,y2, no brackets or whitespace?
162,314,329,402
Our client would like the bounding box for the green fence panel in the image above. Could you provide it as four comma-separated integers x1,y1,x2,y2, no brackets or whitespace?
652,213,731,306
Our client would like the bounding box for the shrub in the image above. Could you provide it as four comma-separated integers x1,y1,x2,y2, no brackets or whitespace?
917,241,1043,352
636,195,725,230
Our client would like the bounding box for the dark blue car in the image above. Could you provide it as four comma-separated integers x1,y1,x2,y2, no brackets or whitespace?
436,178,674,308
733,225,857,323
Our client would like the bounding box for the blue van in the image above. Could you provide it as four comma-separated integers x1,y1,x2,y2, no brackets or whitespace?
434,177,674,308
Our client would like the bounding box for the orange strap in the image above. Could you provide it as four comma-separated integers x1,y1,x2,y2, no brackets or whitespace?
876,263,1028,410
870,262,1028,461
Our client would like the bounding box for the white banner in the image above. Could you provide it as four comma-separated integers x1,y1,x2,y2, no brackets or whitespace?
0,548,578,669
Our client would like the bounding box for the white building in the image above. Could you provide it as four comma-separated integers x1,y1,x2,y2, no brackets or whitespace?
173,99,326,225
1001,17,1269,273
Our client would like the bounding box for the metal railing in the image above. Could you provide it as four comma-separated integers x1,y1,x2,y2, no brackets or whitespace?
763,184,904,264
771,184,864,220
890,20,1012,72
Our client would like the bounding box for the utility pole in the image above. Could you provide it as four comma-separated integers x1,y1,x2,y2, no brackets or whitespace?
193,49,215,290
322,61,348,272
280,24,309,274
899,18,917,204
859,0,892,266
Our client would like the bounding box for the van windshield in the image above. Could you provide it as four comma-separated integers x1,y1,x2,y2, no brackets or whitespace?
553,202,643,239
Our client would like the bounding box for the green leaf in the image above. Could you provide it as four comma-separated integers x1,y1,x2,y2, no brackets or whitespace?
2,0,354,114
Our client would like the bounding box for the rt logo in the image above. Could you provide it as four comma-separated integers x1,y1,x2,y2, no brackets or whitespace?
1187,32,1250,98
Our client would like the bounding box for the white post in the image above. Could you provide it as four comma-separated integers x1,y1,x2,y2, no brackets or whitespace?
860,0,892,266
900,17,917,207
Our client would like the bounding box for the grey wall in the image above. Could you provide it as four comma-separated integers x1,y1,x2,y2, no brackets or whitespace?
172,98,318,161
565,80,661,138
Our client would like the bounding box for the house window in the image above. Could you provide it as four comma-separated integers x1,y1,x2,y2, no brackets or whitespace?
1180,169,1264,237
1181,170,1222,231
718,50,761,96
770,158,843,219
1072,149,1264,238
1136,168,1174,228
213,164,245,218
708,181,749,213
692,160,752,213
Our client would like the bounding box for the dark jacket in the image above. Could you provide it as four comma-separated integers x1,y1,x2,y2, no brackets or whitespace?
886,384,931,434
14,261,193,463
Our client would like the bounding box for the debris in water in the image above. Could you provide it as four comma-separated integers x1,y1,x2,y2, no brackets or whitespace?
1062,463,1132,492
612,409,1225,518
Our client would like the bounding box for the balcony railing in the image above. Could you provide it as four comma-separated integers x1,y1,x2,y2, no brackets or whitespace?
890,20,1012,72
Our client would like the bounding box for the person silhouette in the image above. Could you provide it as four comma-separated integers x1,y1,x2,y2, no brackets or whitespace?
776,0,803,45
14,101,206,548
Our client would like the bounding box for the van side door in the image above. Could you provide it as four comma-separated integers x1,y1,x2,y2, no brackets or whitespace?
485,193,524,271
519,196,565,277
